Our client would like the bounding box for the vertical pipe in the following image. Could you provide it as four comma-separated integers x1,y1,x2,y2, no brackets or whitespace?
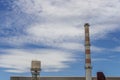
84,23,92,80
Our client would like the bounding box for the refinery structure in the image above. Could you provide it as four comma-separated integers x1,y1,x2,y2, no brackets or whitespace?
11,23,120,80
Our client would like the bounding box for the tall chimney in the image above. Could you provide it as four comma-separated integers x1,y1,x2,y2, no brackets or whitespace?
84,23,92,80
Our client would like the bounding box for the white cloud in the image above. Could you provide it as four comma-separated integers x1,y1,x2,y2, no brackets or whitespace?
18,0,120,43
55,42,84,51
53,42,104,52
112,47,120,52
1,0,120,73
90,24,119,40
5,69,25,73
25,22,119,44
91,46,104,52
0,49,75,73
26,23,83,41
9,0,120,44
13,0,120,18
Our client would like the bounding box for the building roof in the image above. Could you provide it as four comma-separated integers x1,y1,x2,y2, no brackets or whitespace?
11,76,120,80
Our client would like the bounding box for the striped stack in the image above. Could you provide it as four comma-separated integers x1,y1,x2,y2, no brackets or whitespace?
84,23,92,80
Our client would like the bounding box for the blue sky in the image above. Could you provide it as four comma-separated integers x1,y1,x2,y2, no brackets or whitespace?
1,0,120,80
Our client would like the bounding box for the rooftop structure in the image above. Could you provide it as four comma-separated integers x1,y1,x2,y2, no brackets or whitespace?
11,77,120,80
31,60,41,80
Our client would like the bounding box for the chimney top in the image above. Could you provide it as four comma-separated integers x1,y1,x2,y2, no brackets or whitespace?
84,23,90,27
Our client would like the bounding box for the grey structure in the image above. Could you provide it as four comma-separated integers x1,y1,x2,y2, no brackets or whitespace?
31,60,41,80
11,77,120,80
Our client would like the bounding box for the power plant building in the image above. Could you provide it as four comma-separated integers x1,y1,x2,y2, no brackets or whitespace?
11,76,120,80
10,23,120,80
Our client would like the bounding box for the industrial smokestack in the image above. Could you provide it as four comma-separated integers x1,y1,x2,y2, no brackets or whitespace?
84,23,92,80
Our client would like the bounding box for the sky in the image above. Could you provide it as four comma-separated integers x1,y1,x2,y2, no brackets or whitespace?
0,0,120,80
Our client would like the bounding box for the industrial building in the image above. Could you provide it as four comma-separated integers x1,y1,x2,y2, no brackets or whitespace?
11,76,120,80
10,23,120,80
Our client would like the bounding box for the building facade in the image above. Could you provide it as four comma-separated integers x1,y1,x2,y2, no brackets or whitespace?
11,76,120,80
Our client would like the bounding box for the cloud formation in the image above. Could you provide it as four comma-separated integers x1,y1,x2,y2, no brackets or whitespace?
0,49,75,73
0,0,120,73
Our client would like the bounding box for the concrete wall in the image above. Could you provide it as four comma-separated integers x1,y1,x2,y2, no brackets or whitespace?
11,77,120,80
11,77,85,80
